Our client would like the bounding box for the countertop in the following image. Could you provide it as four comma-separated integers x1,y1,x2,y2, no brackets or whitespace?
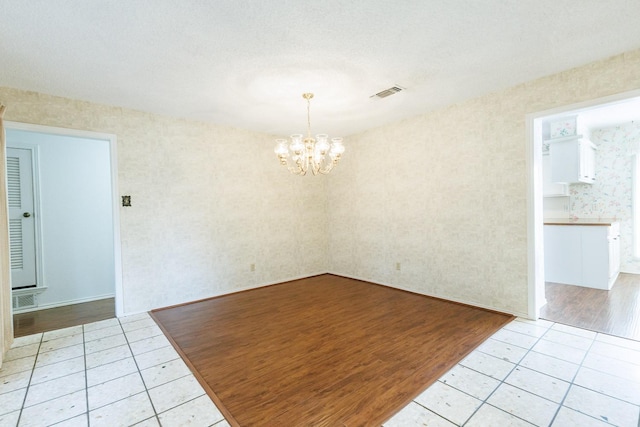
544,218,619,226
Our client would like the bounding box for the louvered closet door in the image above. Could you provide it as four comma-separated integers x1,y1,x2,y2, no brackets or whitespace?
6,147,37,288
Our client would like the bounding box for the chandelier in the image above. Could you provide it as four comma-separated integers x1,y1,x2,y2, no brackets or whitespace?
274,93,345,175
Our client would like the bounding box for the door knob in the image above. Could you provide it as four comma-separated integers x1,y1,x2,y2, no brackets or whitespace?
23,212,31,218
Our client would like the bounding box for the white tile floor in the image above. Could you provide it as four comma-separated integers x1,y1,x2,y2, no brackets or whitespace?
385,318,640,427
1,315,639,426
0,313,228,427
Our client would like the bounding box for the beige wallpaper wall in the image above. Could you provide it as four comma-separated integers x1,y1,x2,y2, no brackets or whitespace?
1,49,640,320
327,49,640,316
0,87,328,314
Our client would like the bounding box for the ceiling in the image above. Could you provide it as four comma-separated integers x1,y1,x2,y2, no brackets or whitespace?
2,1,640,138
576,97,640,131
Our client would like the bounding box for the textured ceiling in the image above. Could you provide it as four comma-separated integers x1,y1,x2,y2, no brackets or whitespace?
1,1,640,137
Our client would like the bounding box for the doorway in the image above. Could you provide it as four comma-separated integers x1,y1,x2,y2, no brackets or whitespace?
528,89,640,340
4,121,123,336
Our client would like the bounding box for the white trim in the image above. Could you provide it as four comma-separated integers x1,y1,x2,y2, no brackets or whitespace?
526,88,640,320
3,121,124,317
634,154,640,259
326,271,529,319
11,286,47,296
117,308,152,319
146,270,528,318
148,272,328,312
526,114,543,319
13,293,114,314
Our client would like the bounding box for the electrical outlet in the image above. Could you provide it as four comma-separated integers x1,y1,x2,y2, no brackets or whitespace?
250,263,255,272
395,262,401,271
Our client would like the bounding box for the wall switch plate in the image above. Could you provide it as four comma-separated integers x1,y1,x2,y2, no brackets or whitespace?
395,262,401,271
122,195,131,207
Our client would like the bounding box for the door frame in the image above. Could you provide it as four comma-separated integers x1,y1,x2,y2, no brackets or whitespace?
4,121,124,317
526,88,640,319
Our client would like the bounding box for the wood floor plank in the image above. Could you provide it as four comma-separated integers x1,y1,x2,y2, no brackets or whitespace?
13,298,115,337
541,273,640,341
151,274,513,426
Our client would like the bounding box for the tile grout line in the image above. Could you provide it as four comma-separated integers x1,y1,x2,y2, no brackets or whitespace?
459,321,553,426
453,320,608,424
555,327,640,412
6,318,192,426
546,329,598,426
17,321,143,425
397,320,554,426
28,329,87,426
122,319,228,424
118,315,163,426
83,324,90,427
407,401,460,426
494,322,635,426
82,322,187,417
14,332,44,427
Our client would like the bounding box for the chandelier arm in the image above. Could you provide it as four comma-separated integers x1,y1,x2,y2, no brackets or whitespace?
311,160,320,175
295,156,303,173
317,161,336,175
287,163,304,175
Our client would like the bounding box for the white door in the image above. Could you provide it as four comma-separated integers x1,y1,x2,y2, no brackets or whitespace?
6,147,37,288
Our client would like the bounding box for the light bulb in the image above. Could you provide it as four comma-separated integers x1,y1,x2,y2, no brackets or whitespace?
315,134,330,154
290,134,304,154
330,137,345,155
274,139,288,155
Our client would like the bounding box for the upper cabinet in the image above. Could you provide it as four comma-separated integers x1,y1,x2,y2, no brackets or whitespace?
542,153,569,196
544,114,596,185
549,136,596,184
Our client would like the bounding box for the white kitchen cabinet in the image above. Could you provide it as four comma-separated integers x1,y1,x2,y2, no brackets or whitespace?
544,223,620,290
542,153,569,197
549,137,596,184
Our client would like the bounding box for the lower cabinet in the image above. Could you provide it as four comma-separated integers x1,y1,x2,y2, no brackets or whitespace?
544,223,620,290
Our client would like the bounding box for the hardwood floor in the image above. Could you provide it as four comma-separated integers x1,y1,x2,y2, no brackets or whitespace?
540,273,640,341
151,274,513,426
13,297,115,337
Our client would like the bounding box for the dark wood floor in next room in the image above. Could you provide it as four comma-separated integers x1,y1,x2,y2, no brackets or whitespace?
541,273,640,341
13,298,115,337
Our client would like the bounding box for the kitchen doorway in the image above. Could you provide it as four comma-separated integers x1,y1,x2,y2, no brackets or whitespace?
528,89,640,341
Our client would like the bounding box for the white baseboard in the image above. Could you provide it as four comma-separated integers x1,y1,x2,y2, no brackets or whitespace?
326,271,529,319
145,272,328,315
143,271,528,320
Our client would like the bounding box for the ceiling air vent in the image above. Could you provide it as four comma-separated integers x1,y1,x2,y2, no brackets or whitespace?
371,86,403,99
